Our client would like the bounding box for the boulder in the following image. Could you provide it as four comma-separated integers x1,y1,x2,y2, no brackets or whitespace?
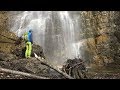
31,44,46,59
12,44,46,59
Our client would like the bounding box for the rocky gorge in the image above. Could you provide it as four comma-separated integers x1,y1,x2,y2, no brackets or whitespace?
0,11,120,79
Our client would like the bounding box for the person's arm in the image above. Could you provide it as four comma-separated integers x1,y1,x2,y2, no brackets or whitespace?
31,33,33,44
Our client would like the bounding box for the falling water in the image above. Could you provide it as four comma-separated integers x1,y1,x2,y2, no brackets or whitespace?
9,11,83,66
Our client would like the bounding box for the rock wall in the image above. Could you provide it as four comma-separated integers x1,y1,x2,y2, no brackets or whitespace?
80,11,120,68
0,11,18,53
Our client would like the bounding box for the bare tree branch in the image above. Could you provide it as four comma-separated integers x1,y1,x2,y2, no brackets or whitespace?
34,53,74,79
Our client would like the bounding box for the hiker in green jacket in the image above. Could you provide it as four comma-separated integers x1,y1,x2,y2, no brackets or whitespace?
23,30,33,58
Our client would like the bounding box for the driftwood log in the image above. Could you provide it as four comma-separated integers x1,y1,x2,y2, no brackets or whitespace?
62,58,88,79
0,67,50,79
34,53,74,79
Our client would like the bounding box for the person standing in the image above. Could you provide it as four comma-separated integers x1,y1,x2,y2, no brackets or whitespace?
24,30,33,58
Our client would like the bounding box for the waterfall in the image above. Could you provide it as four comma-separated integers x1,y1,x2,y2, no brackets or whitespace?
9,11,83,66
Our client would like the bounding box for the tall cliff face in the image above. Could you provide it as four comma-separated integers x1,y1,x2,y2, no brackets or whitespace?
0,11,120,69
80,11,120,68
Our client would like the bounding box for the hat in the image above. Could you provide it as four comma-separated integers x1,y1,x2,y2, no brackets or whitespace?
29,29,32,32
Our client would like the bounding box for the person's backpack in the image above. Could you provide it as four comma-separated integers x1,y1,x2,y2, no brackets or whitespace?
24,32,28,42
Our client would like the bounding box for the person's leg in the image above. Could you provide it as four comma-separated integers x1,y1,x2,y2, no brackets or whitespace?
28,42,32,58
25,42,29,58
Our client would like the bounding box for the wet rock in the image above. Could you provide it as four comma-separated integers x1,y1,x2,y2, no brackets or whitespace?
31,44,46,59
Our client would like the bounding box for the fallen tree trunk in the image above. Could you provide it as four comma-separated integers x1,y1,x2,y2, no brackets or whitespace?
61,58,88,79
34,53,74,79
0,67,50,79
